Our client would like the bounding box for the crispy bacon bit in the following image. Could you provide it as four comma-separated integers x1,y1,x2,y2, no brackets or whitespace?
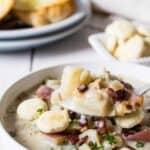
126,104,132,110
68,134,79,145
78,84,88,93
116,89,131,100
36,85,53,100
79,116,88,127
69,111,80,120
107,88,117,100
107,88,131,101
125,129,150,142
95,120,107,134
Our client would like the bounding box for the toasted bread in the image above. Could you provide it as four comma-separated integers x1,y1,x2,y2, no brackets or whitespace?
0,0,14,20
14,0,76,27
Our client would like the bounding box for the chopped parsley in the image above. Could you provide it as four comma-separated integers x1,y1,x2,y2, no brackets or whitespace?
88,142,104,150
37,108,44,114
103,134,116,145
48,148,54,150
136,141,145,148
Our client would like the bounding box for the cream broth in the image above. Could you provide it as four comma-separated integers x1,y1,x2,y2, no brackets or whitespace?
4,76,150,150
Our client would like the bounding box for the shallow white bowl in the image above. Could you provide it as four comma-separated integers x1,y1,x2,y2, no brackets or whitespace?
0,61,150,149
0,0,90,40
89,33,150,66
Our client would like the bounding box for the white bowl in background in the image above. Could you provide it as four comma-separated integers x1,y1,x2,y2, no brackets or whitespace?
89,33,150,66
0,61,150,149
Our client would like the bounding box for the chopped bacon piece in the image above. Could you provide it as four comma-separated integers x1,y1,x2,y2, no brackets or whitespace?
95,120,107,134
107,88,131,101
68,134,79,145
36,85,53,100
125,129,150,142
129,94,143,108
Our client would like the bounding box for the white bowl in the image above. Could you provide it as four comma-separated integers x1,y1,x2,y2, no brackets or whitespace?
88,33,150,66
1,61,150,150
0,0,91,40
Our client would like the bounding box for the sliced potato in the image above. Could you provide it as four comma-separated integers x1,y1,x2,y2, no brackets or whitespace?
0,0,14,20
61,66,83,98
51,89,62,106
61,90,114,117
115,35,145,60
36,109,70,133
115,109,144,128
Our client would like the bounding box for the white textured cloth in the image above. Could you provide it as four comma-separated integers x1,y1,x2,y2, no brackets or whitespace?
92,0,150,25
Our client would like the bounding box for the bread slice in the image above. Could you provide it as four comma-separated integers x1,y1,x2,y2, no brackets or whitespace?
0,0,14,20
14,0,76,27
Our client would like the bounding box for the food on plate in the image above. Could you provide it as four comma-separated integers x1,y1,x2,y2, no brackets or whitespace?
104,19,150,60
0,0,14,20
4,66,150,150
0,0,76,29
14,0,76,27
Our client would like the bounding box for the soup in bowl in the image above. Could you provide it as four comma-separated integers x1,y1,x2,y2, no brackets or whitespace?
0,62,150,150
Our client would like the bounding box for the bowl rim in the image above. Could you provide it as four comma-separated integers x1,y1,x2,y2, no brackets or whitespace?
0,0,91,39
1,61,150,150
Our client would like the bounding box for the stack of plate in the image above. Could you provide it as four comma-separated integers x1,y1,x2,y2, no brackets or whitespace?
0,0,91,52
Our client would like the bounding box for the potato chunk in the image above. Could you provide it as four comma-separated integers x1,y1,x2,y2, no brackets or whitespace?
36,109,70,133
17,98,48,121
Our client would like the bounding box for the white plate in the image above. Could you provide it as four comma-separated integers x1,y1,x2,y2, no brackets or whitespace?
88,33,150,66
0,61,150,150
0,16,88,52
0,0,91,40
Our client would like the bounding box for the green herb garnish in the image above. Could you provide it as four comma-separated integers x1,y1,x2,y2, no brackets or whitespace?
37,108,44,114
136,141,145,148
88,142,104,150
103,134,116,145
